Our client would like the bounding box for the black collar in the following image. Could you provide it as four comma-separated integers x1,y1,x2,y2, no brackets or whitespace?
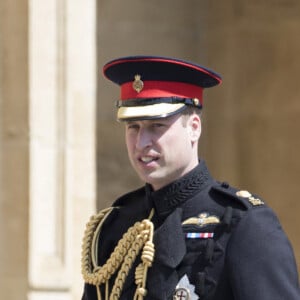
146,160,214,219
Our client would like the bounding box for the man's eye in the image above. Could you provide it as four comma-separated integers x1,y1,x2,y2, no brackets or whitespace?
127,124,139,130
152,123,165,128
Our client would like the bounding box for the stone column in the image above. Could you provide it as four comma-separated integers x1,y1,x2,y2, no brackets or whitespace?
0,1,96,299
0,1,30,299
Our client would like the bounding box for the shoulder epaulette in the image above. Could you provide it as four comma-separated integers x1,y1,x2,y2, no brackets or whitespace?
211,182,265,210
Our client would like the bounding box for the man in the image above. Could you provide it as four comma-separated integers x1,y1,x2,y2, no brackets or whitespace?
81,56,300,300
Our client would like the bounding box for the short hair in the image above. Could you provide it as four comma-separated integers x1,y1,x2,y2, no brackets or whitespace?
180,106,202,126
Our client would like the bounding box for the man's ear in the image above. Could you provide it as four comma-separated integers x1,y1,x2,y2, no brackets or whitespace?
187,113,201,143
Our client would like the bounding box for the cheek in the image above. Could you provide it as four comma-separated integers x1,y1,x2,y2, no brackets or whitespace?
125,134,134,155
173,132,192,157
165,132,188,155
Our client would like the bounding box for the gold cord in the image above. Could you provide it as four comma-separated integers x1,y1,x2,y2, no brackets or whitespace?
81,207,155,300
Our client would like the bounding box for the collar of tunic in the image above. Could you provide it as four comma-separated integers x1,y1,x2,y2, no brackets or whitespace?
146,160,214,219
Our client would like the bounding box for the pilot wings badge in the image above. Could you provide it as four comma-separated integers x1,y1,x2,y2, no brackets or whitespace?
182,212,220,227
173,275,198,300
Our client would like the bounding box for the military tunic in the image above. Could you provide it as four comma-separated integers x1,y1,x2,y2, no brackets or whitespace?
82,160,300,300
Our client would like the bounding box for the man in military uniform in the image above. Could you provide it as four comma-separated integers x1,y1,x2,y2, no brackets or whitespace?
81,56,300,300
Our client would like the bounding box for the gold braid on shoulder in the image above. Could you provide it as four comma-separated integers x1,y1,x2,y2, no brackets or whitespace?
81,207,155,300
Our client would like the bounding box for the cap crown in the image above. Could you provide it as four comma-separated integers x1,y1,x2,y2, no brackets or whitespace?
103,56,222,121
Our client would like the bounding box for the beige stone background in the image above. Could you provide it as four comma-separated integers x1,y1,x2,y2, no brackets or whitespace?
0,1,299,299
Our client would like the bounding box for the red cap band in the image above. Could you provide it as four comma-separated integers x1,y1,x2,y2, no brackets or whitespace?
121,81,203,103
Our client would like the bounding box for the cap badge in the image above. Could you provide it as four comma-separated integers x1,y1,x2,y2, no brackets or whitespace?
182,212,220,227
236,190,265,206
132,74,144,93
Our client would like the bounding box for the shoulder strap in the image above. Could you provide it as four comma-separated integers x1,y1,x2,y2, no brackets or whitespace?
211,182,265,210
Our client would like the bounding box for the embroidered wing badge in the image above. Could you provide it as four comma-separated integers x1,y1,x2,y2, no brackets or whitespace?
182,212,220,227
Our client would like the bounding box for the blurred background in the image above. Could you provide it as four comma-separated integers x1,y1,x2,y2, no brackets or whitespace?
1,1,299,299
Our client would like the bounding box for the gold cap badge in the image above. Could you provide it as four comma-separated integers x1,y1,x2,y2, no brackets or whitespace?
132,74,144,93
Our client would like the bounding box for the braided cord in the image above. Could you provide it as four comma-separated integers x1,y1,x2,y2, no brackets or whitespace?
81,207,155,300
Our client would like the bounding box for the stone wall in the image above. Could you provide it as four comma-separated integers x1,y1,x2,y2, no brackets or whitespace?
0,1,29,298
0,1,96,299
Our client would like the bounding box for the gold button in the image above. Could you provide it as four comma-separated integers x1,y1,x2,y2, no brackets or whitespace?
236,190,252,198
193,98,200,106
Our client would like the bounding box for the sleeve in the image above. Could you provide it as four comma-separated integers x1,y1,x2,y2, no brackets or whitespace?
226,207,300,300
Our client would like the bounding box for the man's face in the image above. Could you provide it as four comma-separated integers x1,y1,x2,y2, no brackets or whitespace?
125,113,201,191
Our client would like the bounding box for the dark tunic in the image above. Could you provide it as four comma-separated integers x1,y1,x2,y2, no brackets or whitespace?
82,160,300,300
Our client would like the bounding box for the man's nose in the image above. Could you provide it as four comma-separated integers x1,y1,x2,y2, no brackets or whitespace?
136,128,152,149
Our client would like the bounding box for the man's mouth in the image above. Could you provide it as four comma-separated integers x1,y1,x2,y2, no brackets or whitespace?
140,156,158,163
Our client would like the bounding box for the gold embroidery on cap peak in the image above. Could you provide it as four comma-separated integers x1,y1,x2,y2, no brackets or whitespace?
133,74,144,93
